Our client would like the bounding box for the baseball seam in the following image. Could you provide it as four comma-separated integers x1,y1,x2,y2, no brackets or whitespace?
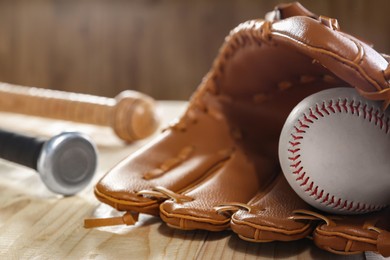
288,97,389,213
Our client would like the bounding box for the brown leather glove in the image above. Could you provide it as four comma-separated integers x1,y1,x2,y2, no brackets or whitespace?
86,2,390,256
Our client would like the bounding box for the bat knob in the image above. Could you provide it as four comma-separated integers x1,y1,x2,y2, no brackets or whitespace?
112,90,159,142
37,132,98,195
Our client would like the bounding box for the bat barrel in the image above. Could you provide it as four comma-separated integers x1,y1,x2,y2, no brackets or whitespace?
0,129,97,195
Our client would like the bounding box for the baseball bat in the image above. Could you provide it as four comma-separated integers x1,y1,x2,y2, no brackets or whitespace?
0,83,159,142
0,130,97,195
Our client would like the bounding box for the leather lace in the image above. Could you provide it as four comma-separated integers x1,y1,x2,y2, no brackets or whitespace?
292,209,390,256
290,209,338,226
137,186,194,203
358,87,390,110
214,202,253,215
84,211,139,229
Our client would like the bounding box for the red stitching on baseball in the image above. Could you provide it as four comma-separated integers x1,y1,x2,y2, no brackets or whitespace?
289,141,301,147
294,126,305,133
317,190,324,200
292,166,303,175
335,101,342,112
355,203,361,211
327,100,336,113
349,100,355,114
300,177,309,186
288,148,300,154
334,199,342,208
355,101,361,116
298,119,310,128
288,155,301,161
341,99,348,112
315,105,324,117
291,134,303,140
374,110,384,128
367,106,373,122
296,172,306,181
287,97,389,213
303,114,313,124
310,186,319,196
309,108,319,120
305,181,314,192
362,104,367,119
321,103,330,115
290,160,301,168
347,202,354,210
321,193,329,203
328,196,335,206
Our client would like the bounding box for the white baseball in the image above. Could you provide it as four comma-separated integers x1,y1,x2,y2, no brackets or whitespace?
279,87,390,214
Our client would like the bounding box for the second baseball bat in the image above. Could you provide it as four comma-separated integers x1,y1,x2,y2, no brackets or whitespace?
0,83,159,142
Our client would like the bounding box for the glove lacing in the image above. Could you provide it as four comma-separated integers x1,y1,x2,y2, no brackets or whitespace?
291,209,389,256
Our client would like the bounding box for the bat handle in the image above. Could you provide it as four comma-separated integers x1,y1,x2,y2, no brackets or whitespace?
0,128,45,170
0,83,159,142
0,130,97,195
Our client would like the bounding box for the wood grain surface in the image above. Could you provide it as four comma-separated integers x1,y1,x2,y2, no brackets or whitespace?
0,101,383,259
0,0,389,100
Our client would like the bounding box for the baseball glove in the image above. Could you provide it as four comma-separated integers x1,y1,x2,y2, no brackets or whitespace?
85,2,390,256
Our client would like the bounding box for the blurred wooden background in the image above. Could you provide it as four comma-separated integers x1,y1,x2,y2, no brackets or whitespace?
0,0,389,100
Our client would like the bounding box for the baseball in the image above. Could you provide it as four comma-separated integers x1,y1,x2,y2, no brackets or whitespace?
279,87,390,214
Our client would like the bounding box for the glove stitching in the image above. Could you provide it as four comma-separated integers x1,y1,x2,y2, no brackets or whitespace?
142,145,194,180
272,24,388,100
159,205,231,226
231,214,312,236
288,97,389,213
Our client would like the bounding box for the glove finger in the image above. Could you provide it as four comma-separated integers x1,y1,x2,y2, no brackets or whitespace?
95,109,234,215
293,208,390,256
230,173,315,242
159,149,277,231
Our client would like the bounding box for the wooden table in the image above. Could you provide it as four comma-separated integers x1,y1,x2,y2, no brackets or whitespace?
0,101,384,259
